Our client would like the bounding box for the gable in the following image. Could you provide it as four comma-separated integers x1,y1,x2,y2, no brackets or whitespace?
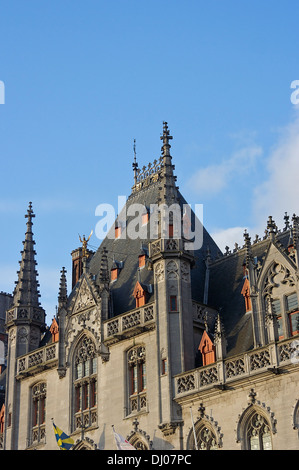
257,242,297,295
72,277,97,314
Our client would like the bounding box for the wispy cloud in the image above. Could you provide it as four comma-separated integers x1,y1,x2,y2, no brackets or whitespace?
253,111,299,229
209,110,299,251
188,144,262,198
211,226,246,252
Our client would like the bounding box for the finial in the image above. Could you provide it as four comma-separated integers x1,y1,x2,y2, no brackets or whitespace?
58,267,67,308
160,121,173,157
284,212,291,231
132,139,138,185
267,215,276,240
25,201,35,220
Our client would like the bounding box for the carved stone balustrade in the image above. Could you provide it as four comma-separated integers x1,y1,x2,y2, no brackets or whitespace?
103,303,155,345
175,336,299,398
16,342,58,379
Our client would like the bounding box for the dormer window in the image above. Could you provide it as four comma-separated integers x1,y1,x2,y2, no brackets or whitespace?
139,254,146,268
241,278,252,312
198,330,216,366
142,212,149,226
115,225,122,239
111,267,118,282
50,317,59,342
133,281,147,308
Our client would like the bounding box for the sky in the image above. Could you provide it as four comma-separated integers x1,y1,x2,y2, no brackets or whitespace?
1,0,299,321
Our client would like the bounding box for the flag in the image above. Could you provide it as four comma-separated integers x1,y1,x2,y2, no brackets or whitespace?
112,425,136,450
52,420,74,450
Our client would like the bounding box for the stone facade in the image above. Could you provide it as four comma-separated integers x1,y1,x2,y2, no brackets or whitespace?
1,123,299,450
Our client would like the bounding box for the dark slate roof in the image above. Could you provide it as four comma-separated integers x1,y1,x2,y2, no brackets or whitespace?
207,229,293,357
88,180,220,317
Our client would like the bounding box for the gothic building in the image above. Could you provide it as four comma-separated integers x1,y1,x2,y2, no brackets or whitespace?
1,123,299,450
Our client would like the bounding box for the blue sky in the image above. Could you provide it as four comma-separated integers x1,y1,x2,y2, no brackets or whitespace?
1,1,299,320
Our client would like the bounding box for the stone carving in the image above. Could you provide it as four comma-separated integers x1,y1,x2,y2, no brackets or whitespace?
263,262,295,297
144,305,154,322
177,373,195,394
155,262,164,282
18,326,28,344
73,279,96,313
225,358,246,378
107,319,119,336
166,239,178,251
166,260,178,280
200,366,218,386
181,261,190,282
122,311,141,330
249,349,270,370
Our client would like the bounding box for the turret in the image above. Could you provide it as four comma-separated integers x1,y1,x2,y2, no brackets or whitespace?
5,203,46,449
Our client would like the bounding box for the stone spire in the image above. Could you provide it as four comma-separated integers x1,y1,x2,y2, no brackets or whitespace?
58,267,68,309
132,139,138,186
6,202,45,355
12,202,42,308
160,122,178,205
99,247,109,286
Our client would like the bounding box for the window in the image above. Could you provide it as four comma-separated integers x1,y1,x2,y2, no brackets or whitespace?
73,336,97,431
190,423,218,450
170,295,177,312
161,358,167,375
272,299,281,315
139,254,146,268
111,267,118,282
142,212,149,226
246,412,272,450
31,382,46,445
277,316,284,339
286,293,298,312
127,346,147,414
115,225,122,239
133,281,147,308
289,311,299,336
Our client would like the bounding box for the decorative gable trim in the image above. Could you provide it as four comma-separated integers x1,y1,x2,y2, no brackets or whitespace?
72,277,97,314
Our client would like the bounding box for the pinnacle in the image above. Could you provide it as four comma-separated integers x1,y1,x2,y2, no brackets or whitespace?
12,203,41,308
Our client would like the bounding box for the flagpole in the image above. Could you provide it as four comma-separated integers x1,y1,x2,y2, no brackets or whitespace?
190,407,198,450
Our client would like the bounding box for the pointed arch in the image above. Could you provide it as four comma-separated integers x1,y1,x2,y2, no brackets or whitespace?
126,344,147,415
127,418,153,449
236,399,276,450
187,414,222,450
72,438,97,450
72,333,97,432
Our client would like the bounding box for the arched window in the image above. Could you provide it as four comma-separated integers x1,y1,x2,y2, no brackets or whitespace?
129,435,148,450
189,422,218,450
31,382,46,446
73,336,97,431
127,346,147,414
245,411,272,450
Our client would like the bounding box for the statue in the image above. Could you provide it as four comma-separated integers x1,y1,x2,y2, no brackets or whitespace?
79,230,93,258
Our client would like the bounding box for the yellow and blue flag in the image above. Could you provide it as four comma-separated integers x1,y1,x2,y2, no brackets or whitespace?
52,421,74,450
